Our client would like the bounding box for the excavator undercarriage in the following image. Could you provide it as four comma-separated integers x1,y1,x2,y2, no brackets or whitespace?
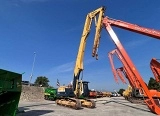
56,98,81,109
56,98,95,109
56,83,96,109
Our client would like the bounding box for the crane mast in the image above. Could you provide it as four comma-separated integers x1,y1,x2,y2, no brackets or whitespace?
73,7,105,97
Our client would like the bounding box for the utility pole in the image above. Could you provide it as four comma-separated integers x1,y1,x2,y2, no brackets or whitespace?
29,52,36,86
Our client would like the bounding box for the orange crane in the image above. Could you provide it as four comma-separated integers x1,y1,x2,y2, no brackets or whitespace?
108,49,141,90
108,49,144,100
91,7,160,114
108,51,127,84
108,48,160,100
150,58,160,82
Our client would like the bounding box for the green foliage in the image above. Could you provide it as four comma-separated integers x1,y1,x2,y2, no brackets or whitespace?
34,76,50,87
148,77,160,91
118,88,125,95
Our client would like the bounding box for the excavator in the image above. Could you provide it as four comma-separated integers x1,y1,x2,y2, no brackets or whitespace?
123,85,132,100
108,48,160,103
56,7,105,109
57,6,160,114
150,58,160,82
89,6,160,114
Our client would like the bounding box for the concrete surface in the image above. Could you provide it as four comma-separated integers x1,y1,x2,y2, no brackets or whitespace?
17,97,157,116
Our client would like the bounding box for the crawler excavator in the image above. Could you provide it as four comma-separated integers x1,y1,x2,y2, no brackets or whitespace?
56,7,105,109
123,85,132,100
108,48,160,104
89,6,160,114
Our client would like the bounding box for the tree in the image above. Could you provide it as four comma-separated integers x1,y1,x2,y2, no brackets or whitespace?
34,76,49,87
148,77,160,91
118,88,125,96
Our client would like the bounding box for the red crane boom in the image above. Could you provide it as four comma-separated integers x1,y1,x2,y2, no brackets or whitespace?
150,58,160,82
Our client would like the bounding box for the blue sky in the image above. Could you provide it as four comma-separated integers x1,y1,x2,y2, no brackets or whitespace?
0,0,160,91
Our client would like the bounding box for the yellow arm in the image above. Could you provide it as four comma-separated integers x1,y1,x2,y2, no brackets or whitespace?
73,7,105,97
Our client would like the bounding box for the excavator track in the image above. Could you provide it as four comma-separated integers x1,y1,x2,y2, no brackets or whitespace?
128,97,146,105
56,98,81,110
80,99,96,108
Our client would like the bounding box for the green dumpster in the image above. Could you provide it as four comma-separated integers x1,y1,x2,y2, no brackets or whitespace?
0,69,22,116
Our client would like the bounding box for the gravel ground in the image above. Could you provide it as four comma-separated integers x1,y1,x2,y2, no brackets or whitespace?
17,97,157,116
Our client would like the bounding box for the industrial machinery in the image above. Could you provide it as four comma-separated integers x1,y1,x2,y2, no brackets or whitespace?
90,6,160,114
114,90,121,97
56,7,105,109
89,89,97,98
123,85,132,100
57,6,160,114
44,88,57,100
150,58,160,82
108,49,147,102
109,48,160,104
56,86,76,98
0,69,22,116
102,91,112,97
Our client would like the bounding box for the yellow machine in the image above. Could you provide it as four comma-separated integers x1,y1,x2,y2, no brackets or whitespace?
123,85,132,100
56,7,105,109
102,92,112,97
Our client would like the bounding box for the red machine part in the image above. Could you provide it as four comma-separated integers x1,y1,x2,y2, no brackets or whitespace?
108,50,127,84
103,20,160,114
108,48,160,98
108,49,139,88
116,67,127,84
108,52,119,83
89,7,160,114
150,58,160,82
105,17,160,40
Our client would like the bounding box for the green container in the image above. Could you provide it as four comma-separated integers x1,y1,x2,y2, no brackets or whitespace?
0,69,22,116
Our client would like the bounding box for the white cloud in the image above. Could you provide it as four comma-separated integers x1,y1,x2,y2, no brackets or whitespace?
48,61,74,74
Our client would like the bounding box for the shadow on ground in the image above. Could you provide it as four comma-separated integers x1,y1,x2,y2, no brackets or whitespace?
19,102,55,108
17,110,54,116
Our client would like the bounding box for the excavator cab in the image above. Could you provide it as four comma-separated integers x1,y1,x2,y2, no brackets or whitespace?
78,81,90,98
131,88,144,98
